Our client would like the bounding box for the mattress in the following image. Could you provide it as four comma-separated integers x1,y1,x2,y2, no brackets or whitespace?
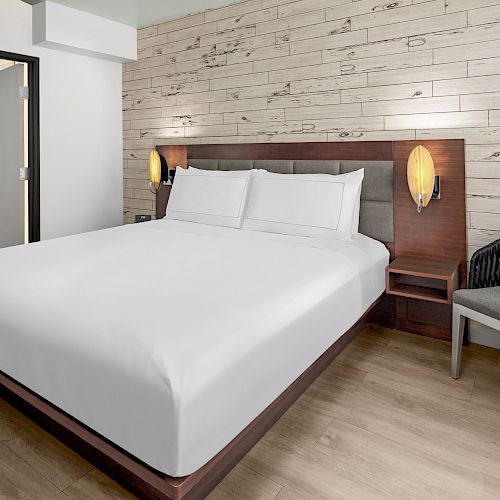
0,220,389,476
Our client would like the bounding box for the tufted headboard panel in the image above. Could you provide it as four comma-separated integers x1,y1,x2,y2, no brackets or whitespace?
188,158,394,243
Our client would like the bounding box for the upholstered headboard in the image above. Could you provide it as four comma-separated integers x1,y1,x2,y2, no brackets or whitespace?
188,158,394,243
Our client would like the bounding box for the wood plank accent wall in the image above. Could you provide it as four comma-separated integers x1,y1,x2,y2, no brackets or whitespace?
122,0,500,259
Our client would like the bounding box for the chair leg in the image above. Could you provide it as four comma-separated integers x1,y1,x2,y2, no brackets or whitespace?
451,306,465,379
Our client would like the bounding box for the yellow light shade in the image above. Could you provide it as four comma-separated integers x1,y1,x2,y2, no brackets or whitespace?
149,149,161,193
407,145,435,213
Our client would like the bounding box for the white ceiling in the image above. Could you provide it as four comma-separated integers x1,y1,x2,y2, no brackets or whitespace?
21,0,238,28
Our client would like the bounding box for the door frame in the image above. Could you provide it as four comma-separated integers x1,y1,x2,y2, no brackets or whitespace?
0,50,40,243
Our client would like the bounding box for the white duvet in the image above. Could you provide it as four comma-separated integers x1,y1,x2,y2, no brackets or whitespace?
0,220,388,476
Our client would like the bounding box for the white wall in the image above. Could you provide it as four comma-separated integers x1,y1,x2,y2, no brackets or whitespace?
1,0,125,240
33,1,137,63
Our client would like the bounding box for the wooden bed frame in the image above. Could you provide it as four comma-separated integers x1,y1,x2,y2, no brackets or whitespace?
0,307,372,500
0,140,466,499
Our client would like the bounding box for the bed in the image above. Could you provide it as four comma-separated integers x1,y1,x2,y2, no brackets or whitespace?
0,155,394,499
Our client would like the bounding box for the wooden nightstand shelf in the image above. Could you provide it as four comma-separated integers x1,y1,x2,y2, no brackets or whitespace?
386,256,459,305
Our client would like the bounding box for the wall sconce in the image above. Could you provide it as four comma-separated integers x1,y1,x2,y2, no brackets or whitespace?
148,149,173,194
407,145,440,213
149,149,161,194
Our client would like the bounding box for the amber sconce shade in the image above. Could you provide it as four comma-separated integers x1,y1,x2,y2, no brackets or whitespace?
407,145,436,213
149,149,161,194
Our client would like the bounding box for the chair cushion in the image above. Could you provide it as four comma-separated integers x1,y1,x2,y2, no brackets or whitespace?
453,286,500,321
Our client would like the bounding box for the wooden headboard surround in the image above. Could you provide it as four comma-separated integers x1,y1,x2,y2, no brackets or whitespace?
156,140,466,341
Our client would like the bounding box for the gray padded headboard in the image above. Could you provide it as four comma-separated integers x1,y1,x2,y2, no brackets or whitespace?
188,159,394,243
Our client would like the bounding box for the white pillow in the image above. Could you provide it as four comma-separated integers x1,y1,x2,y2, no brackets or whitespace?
342,170,363,234
352,185,361,234
187,166,251,177
166,167,250,228
188,166,267,174
242,169,364,241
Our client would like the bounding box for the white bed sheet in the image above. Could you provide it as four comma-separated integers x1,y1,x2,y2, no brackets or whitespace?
0,220,388,476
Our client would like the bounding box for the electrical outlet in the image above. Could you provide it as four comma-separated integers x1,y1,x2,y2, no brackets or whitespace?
135,214,152,223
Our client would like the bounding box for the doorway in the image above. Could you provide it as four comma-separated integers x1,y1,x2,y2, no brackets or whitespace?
0,51,39,247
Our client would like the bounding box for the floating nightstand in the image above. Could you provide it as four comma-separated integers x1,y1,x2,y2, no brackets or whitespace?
386,256,459,305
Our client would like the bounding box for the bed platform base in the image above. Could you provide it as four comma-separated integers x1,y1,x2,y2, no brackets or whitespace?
0,308,373,499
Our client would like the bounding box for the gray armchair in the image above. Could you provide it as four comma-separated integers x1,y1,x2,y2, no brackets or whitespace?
451,239,500,379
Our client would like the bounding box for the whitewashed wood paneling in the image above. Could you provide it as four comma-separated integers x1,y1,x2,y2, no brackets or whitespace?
369,12,467,43
285,103,361,121
468,57,500,78
224,108,285,124
258,132,328,142
216,33,276,56
162,80,209,96
290,30,368,55
467,195,500,213
227,82,290,100
276,18,351,44
268,92,340,109
468,5,500,26
434,75,500,96
341,82,433,103
173,114,224,127
304,116,384,133
368,62,467,86
205,0,262,23
362,96,460,117
416,127,500,144
200,26,256,47
157,13,205,36
290,73,367,94
322,37,409,64
123,107,162,121
256,9,325,35
122,0,500,259
446,0,500,14
490,110,500,126
227,44,289,65
166,22,218,44
466,144,500,162
184,124,237,137
461,93,500,111
280,0,350,19
238,121,302,135
340,50,432,76
408,22,500,52
466,161,500,178
352,0,445,31
176,90,227,105
254,52,321,73
162,103,210,117
210,72,268,90
217,7,277,32
434,39,500,64
210,97,268,113
328,130,416,142
269,61,341,84
385,111,488,130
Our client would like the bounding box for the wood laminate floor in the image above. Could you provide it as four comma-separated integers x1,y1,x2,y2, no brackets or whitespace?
1,325,500,499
